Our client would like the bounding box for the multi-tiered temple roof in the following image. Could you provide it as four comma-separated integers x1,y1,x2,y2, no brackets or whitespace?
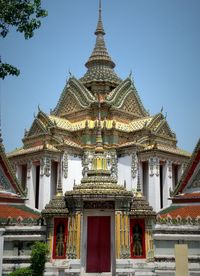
8,1,190,161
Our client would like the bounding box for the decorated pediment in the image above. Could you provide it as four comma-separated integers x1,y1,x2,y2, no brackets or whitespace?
106,78,147,117
27,118,48,137
156,120,175,138
147,113,163,131
147,113,174,138
0,143,25,197
173,139,200,195
53,77,96,117
54,91,85,117
0,165,15,193
187,169,200,190
119,92,145,117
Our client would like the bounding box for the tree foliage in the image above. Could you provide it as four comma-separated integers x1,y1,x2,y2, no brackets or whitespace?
30,241,49,276
8,267,32,276
0,0,47,79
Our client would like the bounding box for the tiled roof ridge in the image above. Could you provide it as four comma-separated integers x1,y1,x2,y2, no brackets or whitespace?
53,77,96,116
106,77,148,116
173,138,200,196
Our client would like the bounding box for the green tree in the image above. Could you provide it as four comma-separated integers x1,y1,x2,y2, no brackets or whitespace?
30,241,49,276
0,0,47,79
8,267,32,276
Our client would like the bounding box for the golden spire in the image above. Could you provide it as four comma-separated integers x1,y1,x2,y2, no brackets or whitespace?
81,0,121,87
95,0,105,35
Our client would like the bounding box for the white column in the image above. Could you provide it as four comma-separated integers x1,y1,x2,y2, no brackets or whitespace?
148,157,160,212
39,157,51,210
26,161,35,208
0,228,5,276
163,161,173,208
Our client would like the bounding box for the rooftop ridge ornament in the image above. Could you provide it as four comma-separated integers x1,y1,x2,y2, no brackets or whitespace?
95,0,105,35
80,0,121,88
85,0,115,69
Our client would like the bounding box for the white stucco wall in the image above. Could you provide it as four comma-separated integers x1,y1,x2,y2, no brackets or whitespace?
63,155,82,192
118,155,132,190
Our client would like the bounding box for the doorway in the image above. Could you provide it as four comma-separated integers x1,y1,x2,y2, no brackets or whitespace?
86,216,111,273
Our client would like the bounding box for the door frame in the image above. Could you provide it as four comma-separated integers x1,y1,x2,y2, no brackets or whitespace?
81,209,115,274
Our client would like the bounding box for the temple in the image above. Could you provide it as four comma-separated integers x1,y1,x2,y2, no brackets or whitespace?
1,1,200,276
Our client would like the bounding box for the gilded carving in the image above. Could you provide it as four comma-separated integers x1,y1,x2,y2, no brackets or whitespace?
82,151,90,177
110,151,118,179
131,152,138,179
40,158,45,176
188,170,200,189
44,157,51,177
121,92,142,116
149,157,159,177
27,160,32,178
83,201,114,209
63,151,68,179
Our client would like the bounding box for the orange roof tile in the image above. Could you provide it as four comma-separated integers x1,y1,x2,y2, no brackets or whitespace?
0,205,40,220
159,205,200,219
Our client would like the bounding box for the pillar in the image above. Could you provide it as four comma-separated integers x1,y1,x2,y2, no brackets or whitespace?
0,228,5,276
39,157,51,210
148,157,160,211
115,211,121,259
26,161,35,207
115,211,130,259
67,212,81,259
163,160,173,207
145,219,154,261
45,218,54,260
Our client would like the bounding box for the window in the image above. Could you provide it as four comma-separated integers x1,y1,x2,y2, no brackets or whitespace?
53,218,68,259
130,219,146,258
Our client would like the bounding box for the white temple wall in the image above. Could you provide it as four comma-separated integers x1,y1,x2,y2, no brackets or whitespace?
117,155,132,190
154,240,175,256
154,236,200,258
63,155,82,192
26,162,35,208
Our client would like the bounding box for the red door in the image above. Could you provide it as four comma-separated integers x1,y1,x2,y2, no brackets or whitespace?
86,216,111,273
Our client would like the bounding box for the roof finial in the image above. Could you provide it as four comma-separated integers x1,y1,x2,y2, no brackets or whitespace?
95,0,105,35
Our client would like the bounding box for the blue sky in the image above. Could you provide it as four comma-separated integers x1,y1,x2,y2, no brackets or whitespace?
1,0,200,153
